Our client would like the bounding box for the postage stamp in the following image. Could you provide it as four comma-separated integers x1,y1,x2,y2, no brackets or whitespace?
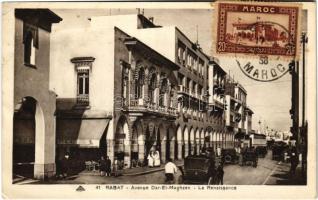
215,2,302,59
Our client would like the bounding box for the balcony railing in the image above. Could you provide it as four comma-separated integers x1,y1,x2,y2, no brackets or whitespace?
77,94,89,106
127,99,177,117
178,85,189,94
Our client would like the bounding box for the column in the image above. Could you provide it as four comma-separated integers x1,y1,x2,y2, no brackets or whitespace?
196,138,200,155
138,139,145,164
124,140,131,168
178,141,183,160
161,140,166,163
107,139,115,165
170,140,175,160
34,103,56,179
184,141,189,157
190,141,195,155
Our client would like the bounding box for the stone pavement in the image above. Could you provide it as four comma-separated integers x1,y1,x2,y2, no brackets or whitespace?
79,159,184,176
14,160,184,184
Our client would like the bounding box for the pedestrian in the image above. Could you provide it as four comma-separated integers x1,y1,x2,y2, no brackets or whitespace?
216,163,224,185
164,158,178,184
60,153,70,179
99,156,107,176
147,150,154,167
105,156,112,177
113,157,119,177
290,146,298,176
153,150,161,167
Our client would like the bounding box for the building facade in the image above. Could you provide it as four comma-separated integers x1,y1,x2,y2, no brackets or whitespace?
51,16,180,169
13,9,62,179
51,13,254,170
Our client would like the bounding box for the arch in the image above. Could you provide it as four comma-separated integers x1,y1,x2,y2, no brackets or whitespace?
130,119,143,167
114,115,130,167
13,96,44,178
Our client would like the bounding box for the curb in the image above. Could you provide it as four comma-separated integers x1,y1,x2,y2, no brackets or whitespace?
123,164,184,176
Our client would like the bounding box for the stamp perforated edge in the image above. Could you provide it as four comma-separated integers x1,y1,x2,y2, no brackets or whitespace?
211,1,302,61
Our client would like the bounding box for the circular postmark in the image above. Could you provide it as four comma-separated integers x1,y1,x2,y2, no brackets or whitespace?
236,56,290,82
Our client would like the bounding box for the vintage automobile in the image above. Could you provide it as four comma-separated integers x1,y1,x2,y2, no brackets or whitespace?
240,148,258,167
221,148,239,164
183,154,216,185
255,146,268,158
272,141,288,161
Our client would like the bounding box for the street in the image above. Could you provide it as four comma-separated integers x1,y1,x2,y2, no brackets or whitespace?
26,150,298,185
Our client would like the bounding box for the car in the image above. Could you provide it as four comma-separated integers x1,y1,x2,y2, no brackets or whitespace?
240,148,258,167
272,142,288,161
221,148,239,164
183,154,217,185
255,146,268,158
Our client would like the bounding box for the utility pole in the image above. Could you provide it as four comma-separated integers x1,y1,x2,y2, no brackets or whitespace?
301,32,308,180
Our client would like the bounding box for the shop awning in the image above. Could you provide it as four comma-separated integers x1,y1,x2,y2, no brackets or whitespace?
56,118,110,148
234,131,246,139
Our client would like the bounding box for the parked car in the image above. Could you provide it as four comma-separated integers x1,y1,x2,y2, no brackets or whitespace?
183,154,216,185
221,148,239,164
272,142,288,161
255,146,268,158
240,148,258,167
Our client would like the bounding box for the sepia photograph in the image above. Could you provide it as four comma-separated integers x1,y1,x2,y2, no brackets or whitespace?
1,1,317,199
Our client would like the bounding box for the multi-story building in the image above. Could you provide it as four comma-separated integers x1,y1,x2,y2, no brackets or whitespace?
207,57,228,150
13,9,62,179
51,16,180,169
224,75,253,148
92,14,233,158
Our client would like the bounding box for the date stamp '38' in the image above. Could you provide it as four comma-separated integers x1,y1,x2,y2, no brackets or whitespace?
215,2,301,59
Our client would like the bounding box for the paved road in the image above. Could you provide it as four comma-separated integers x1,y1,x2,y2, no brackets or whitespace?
33,150,282,185
223,151,279,185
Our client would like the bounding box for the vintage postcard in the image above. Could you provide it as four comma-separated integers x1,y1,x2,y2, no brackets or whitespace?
1,1,317,199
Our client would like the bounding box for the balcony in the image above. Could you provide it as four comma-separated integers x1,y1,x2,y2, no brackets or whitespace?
178,85,189,94
126,99,178,118
77,94,89,106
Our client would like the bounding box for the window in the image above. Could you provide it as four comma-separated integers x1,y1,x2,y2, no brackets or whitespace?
71,57,95,107
23,23,38,66
135,67,145,99
148,73,157,103
159,78,168,107
78,72,89,95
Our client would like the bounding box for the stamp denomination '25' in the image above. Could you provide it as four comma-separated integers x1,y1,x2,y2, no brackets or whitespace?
215,2,301,59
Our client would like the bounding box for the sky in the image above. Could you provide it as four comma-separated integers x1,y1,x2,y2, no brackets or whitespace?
51,8,296,132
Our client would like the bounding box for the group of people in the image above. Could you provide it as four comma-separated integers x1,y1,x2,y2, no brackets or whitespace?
99,156,112,177
147,149,161,167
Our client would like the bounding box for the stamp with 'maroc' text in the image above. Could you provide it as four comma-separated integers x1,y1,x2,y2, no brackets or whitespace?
214,2,302,82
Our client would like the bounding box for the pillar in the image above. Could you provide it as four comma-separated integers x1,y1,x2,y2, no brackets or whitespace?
138,139,145,163
190,141,195,155
184,141,189,157
161,140,166,163
34,102,56,179
178,141,183,160
124,140,131,168
196,139,200,155
170,140,175,160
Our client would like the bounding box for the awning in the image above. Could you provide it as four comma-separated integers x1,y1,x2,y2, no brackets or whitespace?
234,131,246,139
56,118,110,148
